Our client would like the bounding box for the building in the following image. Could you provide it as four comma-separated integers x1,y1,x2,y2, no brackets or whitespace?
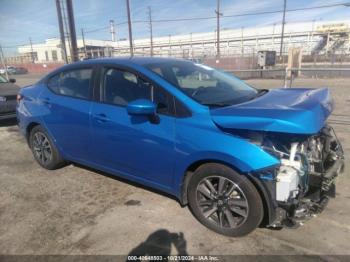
17,20,350,63
17,38,114,63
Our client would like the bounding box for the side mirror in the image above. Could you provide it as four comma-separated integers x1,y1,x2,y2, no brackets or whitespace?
9,78,16,83
127,99,156,116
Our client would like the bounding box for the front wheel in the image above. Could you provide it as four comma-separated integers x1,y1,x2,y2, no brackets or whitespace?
187,163,263,237
29,125,66,170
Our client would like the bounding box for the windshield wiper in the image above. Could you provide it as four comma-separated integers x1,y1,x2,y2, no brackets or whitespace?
202,103,231,108
245,89,268,102
256,89,268,97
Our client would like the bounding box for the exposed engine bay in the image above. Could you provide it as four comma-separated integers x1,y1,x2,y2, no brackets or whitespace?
237,125,345,228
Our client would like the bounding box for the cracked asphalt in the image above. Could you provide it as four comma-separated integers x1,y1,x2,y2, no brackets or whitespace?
0,74,349,255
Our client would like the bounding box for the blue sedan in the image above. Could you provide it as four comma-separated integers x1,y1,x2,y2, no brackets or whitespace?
16,57,344,236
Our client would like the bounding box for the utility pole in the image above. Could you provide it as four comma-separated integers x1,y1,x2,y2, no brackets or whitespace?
81,28,87,58
55,0,68,63
66,0,78,62
241,27,244,56
0,44,9,81
29,37,34,63
110,20,116,42
215,0,222,60
280,0,287,59
126,0,134,56
190,32,193,58
148,6,153,56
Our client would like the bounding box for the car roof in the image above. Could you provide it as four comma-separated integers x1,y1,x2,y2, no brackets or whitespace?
71,56,191,67
42,56,194,83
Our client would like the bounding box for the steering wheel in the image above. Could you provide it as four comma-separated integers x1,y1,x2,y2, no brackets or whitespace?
191,86,207,97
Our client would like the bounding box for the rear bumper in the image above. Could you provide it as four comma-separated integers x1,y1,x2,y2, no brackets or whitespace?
0,100,17,120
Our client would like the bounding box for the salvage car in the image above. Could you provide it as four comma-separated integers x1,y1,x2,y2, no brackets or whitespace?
16,58,344,236
0,74,19,120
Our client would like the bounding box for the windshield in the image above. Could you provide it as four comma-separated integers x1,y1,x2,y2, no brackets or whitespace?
0,75,8,83
145,61,258,107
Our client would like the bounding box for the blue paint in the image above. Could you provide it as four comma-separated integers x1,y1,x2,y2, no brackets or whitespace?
16,57,333,201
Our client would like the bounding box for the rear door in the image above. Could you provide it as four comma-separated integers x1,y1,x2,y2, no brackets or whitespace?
39,67,94,160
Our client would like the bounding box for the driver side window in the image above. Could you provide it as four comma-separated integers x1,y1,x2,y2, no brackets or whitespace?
102,68,174,116
103,68,151,106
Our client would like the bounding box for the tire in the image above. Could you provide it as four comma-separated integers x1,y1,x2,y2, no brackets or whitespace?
187,163,263,237
29,125,66,170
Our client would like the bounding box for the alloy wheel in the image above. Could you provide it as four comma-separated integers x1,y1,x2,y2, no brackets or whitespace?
32,131,52,165
196,176,249,228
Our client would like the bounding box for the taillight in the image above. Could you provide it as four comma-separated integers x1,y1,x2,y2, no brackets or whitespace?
16,94,23,103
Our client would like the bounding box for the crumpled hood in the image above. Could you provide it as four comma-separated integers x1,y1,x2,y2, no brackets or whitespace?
210,88,333,134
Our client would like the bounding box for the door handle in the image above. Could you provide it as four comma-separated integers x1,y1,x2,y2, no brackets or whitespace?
93,113,111,123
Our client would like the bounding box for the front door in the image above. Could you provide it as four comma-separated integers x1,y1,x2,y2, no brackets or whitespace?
90,67,176,187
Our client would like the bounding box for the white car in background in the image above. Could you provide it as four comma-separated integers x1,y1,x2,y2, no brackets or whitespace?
0,66,16,75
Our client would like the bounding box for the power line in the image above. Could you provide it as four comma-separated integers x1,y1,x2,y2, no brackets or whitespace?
138,2,350,23
4,2,350,51
84,26,110,34
83,1,350,33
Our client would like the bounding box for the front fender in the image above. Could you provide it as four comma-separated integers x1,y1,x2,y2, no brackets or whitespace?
172,114,279,198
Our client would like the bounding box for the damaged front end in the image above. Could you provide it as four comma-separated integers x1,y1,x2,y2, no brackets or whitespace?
248,125,344,228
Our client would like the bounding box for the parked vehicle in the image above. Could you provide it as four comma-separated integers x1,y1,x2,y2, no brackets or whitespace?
16,58,344,236
0,66,16,75
0,75,19,120
0,66,28,75
13,67,28,74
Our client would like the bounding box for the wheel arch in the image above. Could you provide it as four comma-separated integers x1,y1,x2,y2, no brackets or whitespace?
26,122,40,143
179,159,276,226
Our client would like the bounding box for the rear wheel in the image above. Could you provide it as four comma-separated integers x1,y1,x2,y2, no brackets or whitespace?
187,163,263,237
29,125,65,170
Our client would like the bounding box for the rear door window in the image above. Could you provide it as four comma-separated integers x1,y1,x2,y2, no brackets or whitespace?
48,68,92,99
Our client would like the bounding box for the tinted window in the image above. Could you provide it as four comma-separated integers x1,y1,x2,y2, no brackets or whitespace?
48,68,92,99
146,62,258,107
153,86,173,116
174,99,191,118
102,68,174,115
103,68,151,106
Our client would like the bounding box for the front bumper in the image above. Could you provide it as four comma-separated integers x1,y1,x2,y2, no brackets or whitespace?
270,127,345,228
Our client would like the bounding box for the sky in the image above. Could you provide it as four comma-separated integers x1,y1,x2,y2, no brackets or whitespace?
1,0,350,55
